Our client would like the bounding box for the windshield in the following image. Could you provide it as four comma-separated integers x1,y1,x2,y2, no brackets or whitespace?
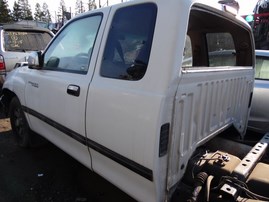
4,30,52,52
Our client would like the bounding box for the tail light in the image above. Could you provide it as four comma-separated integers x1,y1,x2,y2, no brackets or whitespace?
0,55,5,72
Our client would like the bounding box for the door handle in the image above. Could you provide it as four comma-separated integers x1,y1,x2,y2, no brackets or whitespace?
67,85,80,97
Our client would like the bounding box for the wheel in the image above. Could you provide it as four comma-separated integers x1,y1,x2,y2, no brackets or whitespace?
9,97,31,147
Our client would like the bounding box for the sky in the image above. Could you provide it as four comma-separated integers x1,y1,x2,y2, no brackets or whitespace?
7,0,124,22
7,0,259,22
237,0,259,15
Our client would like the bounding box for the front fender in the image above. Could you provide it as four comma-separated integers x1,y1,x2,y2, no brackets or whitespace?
1,67,29,115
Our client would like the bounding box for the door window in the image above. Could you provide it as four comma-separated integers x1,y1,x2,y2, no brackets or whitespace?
100,3,157,80
43,15,102,74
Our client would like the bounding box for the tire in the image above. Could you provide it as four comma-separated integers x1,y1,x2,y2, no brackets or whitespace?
9,97,31,147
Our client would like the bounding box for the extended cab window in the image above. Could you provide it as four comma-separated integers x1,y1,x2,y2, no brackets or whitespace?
100,3,157,80
43,15,102,74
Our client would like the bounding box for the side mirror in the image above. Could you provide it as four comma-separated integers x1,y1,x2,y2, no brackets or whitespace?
28,51,43,69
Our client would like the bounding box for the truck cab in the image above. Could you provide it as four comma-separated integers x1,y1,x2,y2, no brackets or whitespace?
1,0,264,201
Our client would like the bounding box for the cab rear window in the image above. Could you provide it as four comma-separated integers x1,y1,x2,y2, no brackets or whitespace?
182,6,253,69
4,31,52,52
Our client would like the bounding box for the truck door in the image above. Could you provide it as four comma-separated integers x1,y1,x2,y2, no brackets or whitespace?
85,3,158,201
24,10,109,169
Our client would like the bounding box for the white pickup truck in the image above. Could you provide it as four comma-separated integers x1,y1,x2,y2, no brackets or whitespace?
1,0,269,201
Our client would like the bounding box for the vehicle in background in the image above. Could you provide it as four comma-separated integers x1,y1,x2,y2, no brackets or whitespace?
0,24,54,86
248,50,269,134
245,0,269,49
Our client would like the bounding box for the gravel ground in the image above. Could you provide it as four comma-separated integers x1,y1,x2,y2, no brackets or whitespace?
0,113,135,202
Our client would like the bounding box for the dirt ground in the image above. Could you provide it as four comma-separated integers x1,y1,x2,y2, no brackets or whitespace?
0,118,11,133
0,114,136,202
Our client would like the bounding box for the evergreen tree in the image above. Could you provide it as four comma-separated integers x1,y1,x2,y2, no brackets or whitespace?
57,0,66,22
88,0,97,11
75,0,83,15
21,0,33,20
42,3,51,22
12,0,33,21
33,3,51,25
0,0,12,23
75,0,96,16
34,3,43,21
12,1,23,21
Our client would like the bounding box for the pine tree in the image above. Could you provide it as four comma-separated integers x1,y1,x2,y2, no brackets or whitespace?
12,0,33,21
42,3,51,22
75,0,96,16
0,0,12,23
34,3,43,21
34,3,51,22
21,0,33,20
12,1,23,21
88,0,97,11
75,0,82,15
57,0,66,23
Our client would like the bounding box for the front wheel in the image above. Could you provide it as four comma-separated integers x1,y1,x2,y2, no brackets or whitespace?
9,97,31,147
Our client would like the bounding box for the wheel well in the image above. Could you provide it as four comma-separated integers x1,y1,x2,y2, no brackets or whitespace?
0,89,17,116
